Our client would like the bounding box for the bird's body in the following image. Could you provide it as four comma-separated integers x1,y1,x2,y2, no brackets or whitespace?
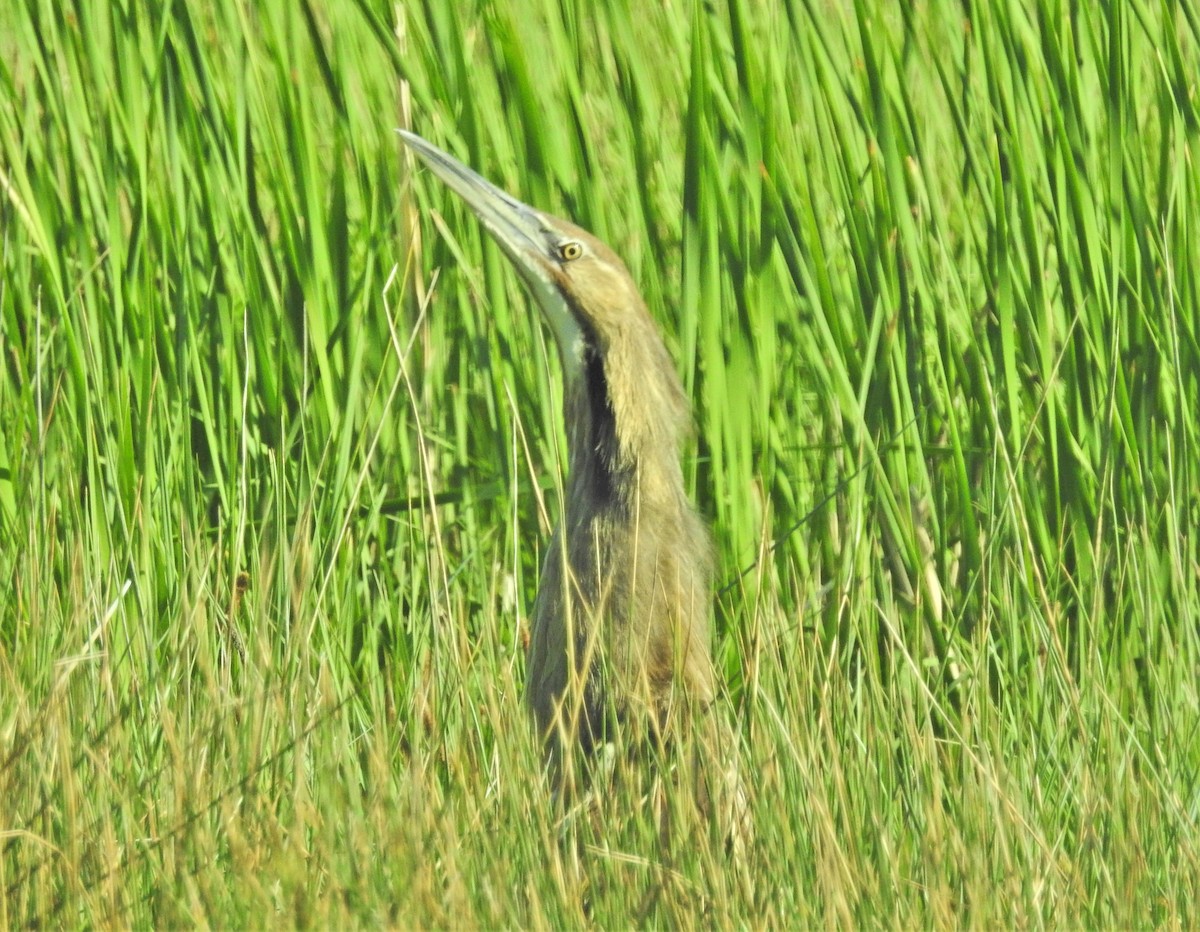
399,132,729,797
525,240,716,758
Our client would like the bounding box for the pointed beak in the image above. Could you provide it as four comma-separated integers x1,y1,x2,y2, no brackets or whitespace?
397,130,554,284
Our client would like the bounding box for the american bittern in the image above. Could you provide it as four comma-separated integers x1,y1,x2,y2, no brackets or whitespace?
400,132,738,822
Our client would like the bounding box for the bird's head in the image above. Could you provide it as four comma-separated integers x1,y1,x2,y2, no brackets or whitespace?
398,131,649,386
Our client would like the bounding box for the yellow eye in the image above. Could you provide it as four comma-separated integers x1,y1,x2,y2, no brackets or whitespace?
558,241,584,261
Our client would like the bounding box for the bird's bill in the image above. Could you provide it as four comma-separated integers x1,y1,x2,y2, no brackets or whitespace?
397,130,551,277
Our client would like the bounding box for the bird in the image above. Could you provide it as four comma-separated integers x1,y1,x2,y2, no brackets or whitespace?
398,131,740,827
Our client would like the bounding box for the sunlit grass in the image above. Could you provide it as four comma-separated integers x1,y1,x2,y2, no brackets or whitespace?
2,0,1198,925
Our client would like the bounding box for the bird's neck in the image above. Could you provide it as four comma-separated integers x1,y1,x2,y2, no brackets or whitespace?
562,336,690,520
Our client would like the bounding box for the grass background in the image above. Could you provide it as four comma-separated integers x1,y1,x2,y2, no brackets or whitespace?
2,0,1198,925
